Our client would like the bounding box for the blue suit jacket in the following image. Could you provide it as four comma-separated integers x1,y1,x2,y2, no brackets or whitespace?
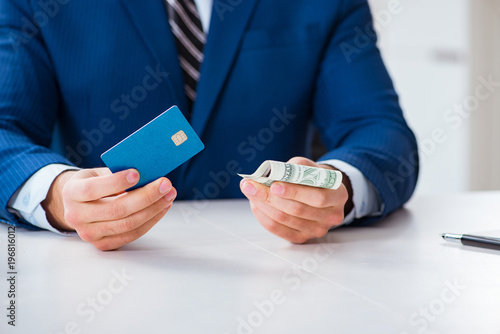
0,0,418,230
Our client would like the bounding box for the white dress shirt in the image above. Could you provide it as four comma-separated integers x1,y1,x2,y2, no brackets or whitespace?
7,0,383,234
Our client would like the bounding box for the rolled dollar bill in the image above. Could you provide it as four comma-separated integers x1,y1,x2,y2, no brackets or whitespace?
238,160,343,189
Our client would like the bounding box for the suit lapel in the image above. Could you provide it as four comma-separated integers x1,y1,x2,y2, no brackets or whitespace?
120,0,189,115
191,0,260,138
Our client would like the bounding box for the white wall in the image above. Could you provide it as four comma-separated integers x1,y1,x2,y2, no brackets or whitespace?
469,0,500,190
367,0,470,194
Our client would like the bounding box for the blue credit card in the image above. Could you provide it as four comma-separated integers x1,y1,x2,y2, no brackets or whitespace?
101,105,204,189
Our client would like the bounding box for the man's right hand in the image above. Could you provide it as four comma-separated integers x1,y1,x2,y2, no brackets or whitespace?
42,168,176,251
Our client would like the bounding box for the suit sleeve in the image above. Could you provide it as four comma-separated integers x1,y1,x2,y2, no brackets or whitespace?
0,0,73,229
313,0,419,223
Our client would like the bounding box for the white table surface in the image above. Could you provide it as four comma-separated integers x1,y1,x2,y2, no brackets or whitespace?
1,192,499,334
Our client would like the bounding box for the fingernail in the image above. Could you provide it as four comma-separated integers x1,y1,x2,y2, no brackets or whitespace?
127,171,139,184
159,180,171,194
165,189,176,202
242,181,257,196
271,184,284,196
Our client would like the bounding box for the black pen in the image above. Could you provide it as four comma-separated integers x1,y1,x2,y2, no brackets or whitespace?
441,233,500,251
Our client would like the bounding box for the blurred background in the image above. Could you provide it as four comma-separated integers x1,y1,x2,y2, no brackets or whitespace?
367,0,500,195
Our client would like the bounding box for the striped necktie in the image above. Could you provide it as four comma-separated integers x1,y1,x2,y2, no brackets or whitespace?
165,0,206,111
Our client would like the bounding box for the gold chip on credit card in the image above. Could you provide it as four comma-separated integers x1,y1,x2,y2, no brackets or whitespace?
171,130,188,146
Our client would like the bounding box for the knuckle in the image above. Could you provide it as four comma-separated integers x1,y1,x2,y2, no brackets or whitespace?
288,157,310,165
263,190,272,204
264,221,279,234
311,225,328,238
288,203,305,218
93,240,117,252
144,191,155,205
314,193,329,207
80,181,94,199
107,202,126,219
77,227,95,242
61,183,72,200
116,217,136,233
143,189,157,206
64,208,80,226
327,212,343,227
96,245,111,252
152,200,165,213
278,184,292,198
271,210,289,224
119,231,140,246
155,197,170,211
291,234,309,244
99,224,114,238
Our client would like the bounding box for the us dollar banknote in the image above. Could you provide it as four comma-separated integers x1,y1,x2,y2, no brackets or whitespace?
238,160,343,189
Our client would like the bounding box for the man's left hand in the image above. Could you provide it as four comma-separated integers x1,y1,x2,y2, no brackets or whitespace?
240,157,351,244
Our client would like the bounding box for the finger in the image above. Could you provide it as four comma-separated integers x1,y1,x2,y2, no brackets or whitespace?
241,179,323,221
242,179,344,230
91,206,170,251
282,157,347,208
79,178,175,222
72,167,113,179
287,156,317,167
242,178,336,210
250,203,310,244
256,193,341,225
251,200,329,238
269,181,346,209
66,169,140,202
77,194,174,242
241,179,270,201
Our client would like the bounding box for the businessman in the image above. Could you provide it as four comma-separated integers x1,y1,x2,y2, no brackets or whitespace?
0,0,418,250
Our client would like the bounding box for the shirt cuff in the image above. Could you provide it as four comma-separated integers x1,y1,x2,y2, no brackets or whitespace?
7,164,80,236
318,159,384,226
